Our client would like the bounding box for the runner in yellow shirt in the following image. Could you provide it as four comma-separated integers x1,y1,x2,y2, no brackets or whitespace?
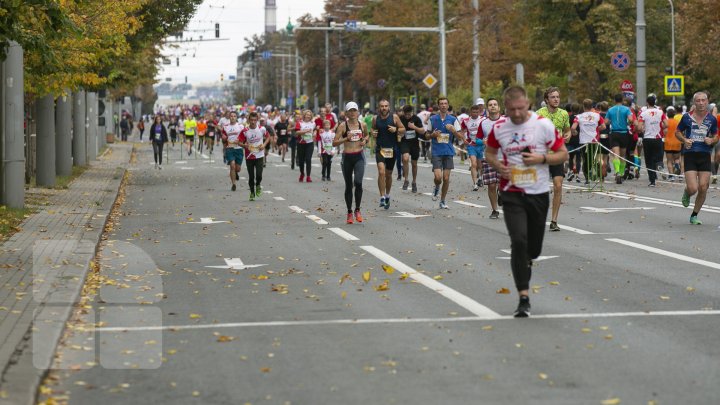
184,113,198,156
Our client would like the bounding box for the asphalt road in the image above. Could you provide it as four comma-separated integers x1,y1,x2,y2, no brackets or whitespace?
40,142,720,404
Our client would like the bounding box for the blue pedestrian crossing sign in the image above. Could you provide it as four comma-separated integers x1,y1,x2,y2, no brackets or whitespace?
664,75,684,96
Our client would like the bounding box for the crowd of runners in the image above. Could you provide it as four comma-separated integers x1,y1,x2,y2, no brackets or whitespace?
140,87,717,318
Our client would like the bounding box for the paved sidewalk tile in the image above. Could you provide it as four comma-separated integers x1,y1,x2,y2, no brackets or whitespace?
0,143,132,404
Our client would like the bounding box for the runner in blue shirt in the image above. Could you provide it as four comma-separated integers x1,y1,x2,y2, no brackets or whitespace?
675,91,719,225
426,97,461,209
606,94,635,184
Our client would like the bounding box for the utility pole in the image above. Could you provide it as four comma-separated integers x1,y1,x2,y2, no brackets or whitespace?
471,0,480,101
636,0,647,105
36,95,56,187
338,34,343,110
86,92,98,160
73,90,87,166
295,46,301,109
55,91,73,176
439,0,447,96
325,22,330,105
1,42,25,208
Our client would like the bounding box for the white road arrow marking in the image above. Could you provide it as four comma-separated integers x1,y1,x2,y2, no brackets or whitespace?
205,258,267,270
496,249,558,262
389,211,431,218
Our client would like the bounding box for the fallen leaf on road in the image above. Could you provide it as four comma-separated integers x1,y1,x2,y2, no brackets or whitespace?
538,373,548,380
362,271,371,283
549,281,560,286
217,336,235,343
433,275,443,280
278,257,285,261
374,280,389,291
260,367,271,373
496,288,511,294
601,399,621,405
341,291,347,299
189,313,202,319
686,286,695,292
339,273,351,285
382,265,395,274
581,328,592,333
659,296,670,300
481,325,493,331
399,273,409,280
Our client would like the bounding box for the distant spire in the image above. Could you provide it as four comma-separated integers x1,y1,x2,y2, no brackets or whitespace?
265,0,277,33
286,18,294,35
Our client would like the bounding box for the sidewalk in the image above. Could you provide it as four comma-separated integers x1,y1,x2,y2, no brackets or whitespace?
0,143,132,404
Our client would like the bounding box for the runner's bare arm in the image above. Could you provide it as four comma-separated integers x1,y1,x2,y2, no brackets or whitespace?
394,114,406,135
332,122,346,147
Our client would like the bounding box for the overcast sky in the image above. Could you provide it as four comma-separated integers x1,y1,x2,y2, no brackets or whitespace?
156,0,326,86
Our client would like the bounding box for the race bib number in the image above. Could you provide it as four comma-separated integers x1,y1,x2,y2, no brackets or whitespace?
323,142,333,151
248,144,262,153
691,124,708,141
600,134,608,139
349,130,362,142
438,133,450,144
405,130,416,140
208,132,214,137
155,133,162,141
510,165,537,187
380,148,394,158
302,133,313,142
280,129,287,135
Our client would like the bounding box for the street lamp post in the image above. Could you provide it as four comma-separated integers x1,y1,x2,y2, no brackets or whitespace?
471,0,480,100
439,0,447,96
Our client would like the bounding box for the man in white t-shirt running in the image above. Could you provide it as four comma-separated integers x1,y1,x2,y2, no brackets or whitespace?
485,85,568,318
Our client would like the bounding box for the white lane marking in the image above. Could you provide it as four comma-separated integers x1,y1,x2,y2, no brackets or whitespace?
422,192,433,196
328,227,359,241
364,177,374,180
264,190,274,194
273,197,286,201
205,257,266,270
360,245,501,319
454,168,471,175
389,212,431,218
180,167,194,170
175,161,187,164
580,206,655,213
201,153,209,159
289,206,309,214
546,222,595,235
188,217,228,224
95,310,720,332
577,187,720,214
274,164,289,167
306,215,328,225
606,238,720,270
453,200,486,208
268,152,280,157
312,163,321,167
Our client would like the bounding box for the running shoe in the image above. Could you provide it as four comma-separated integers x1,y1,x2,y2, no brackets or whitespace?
255,186,262,197
575,177,580,183
231,184,236,192
322,176,326,181
306,176,312,183
439,201,449,209
249,192,255,201
713,176,718,185
411,183,417,193
514,295,531,318
549,221,560,232
615,174,623,184
689,215,702,225
402,180,409,191
432,186,440,201
299,174,304,182
379,197,386,207
477,178,483,187
473,185,480,191
346,213,353,224
567,173,575,182
384,196,391,210
648,182,655,187
681,189,690,207
489,210,500,219
354,209,363,223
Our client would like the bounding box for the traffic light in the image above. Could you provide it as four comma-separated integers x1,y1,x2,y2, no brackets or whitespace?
215,23,220,38
220,74,224,81
250,50,255,60
176,57,179,66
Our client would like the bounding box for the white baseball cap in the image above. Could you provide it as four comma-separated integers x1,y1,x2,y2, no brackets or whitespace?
345,101,359,111
474,98,485,106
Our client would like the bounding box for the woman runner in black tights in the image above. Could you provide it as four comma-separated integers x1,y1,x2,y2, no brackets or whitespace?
333,102,369,224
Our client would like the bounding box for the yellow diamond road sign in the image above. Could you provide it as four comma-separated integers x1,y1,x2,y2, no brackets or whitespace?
423,74,437,89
